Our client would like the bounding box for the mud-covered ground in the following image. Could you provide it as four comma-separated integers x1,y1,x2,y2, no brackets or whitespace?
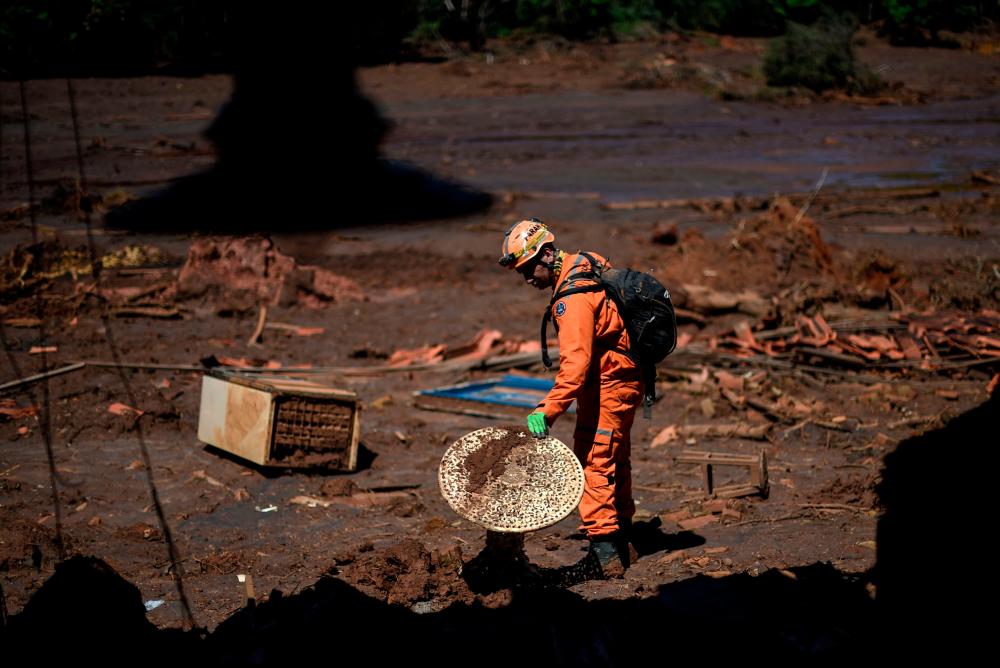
1,32,998,659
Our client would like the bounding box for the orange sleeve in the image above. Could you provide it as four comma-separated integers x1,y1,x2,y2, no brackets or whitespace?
537,293,595,423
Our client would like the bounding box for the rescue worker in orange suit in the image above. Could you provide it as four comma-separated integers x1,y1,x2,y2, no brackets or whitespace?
500,218,642,578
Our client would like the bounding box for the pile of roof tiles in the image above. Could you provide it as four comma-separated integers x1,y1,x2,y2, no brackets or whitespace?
713,309,1000,369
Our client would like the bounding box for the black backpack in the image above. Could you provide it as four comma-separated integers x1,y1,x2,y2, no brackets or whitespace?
540,252,677,418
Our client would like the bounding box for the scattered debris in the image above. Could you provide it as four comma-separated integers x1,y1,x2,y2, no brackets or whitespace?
2,317,41,327
368,394,393,409
200,355,283,369
676,450,769,499
675,284,770,317
972,170,1000,186
652,423,771,444
388,328,539,368
107,402,144,417
707,310,1000,371
290,491,415,509
0,400,39,420
110,306,181,319
677,514,719,531
650,425,679,448
265,322,325,336
176,236,363,311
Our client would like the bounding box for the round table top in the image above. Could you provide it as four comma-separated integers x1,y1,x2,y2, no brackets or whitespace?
438,426,585,533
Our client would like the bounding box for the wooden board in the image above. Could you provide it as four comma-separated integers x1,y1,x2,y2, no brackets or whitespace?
198,375,274,466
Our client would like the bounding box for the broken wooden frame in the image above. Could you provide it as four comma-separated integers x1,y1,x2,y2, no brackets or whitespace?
197,371,360,471
676,449,769,500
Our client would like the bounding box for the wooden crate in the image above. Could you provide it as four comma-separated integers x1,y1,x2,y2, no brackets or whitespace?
197,372,360,470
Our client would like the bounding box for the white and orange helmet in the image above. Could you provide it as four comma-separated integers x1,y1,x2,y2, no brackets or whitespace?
498,218,555,269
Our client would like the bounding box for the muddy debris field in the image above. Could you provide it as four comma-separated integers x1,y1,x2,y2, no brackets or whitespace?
1,35,999,661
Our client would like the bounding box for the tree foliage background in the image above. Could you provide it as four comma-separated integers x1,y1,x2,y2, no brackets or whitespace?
2,1,997,76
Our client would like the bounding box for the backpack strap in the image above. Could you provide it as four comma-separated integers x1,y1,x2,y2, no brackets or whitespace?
540,282,604,368
539,252,608,368
642,365,656,420
577,251,603,274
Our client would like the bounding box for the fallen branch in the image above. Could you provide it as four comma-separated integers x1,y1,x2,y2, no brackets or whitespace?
123,282,173,303
800,503,869,513
681,423,771,440
248,304,268,347
792,166,828,226
733,511,809,527
887,416,938,429
811,419,857,432
80,361,206,372
674,308,708,326
825,205,916,218
972,170,999,185
634,483,684,494
793,347,867,367
110,306,181,319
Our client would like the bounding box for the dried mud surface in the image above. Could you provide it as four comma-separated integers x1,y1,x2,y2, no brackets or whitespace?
1,34,998,658
464,426,531,494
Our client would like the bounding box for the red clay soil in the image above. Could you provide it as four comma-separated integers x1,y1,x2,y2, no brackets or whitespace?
336,539,473,607
0,33,998,640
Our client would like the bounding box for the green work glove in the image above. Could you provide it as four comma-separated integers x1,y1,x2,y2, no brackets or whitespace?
527,412,549,438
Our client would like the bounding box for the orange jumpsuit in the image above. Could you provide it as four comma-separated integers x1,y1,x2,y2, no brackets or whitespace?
534,252,643,538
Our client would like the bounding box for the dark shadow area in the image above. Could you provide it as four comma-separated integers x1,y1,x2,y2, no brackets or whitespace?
8,399,997,664
875,389,998,660
629,517,706,557
560,519,705,555
3,554,878,666
202,441,377,477
2,556,199,665
13,400,997,664
101,7,492,234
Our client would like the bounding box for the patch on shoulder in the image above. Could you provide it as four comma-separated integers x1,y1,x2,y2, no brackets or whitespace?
554,301,566,317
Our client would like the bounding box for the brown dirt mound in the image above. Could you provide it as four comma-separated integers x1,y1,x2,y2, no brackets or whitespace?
176,236,363,311
813,474,881,510
732,196,838,283
336,539,472,607
657,197,842,301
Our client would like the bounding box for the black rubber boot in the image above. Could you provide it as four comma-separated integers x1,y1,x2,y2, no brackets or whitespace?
588,536,635,579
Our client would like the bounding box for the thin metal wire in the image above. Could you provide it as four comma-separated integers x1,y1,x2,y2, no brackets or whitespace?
2,80,67,561
65,78,195,627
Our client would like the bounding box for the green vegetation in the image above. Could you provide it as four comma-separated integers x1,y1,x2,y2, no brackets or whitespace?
881,0,996,43
763,13,883,93
1,1,997,76
1,0,231,75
